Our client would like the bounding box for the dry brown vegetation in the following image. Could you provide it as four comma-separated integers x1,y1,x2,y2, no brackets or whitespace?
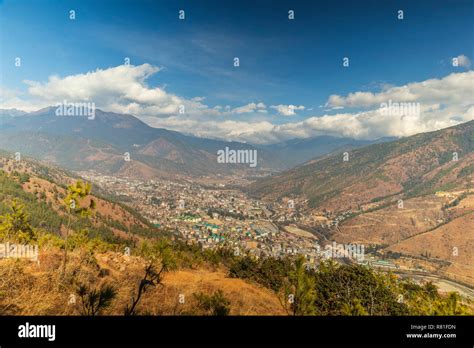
0,248,284,316
336,192,474,285
335,196,447,244
388,213,474,285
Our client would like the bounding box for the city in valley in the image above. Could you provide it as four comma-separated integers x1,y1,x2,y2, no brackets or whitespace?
78,171,364,267
79,170,420,271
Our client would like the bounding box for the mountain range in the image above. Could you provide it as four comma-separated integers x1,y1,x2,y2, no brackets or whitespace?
0,107,388,179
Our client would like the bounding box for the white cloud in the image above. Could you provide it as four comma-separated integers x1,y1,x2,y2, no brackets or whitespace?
5,64,220,117
1,65,473,144
0,86,47,112
141,115,278,143
270,104,305,116
326,71,474,109
231,102,267,114
454,54,471,68
144,71,474,143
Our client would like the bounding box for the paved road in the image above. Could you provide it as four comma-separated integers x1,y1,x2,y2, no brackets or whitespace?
387,269,474,299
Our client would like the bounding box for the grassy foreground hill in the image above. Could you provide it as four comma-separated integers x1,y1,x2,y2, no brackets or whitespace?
0,152,472,315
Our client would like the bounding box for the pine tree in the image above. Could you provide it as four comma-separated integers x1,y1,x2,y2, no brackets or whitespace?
341,298,368,315
0,201,36,243
76,283,116,316
62,181,96,278
280,256,317,315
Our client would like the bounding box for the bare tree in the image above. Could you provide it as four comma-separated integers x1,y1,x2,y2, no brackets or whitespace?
124,263,166,315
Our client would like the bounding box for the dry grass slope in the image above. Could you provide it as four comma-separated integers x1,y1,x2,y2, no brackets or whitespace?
0,248,285,316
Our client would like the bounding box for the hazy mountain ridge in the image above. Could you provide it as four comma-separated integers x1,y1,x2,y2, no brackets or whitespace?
259,135,397,168
0,108,388,179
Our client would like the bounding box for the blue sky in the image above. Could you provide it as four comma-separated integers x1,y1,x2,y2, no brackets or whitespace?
1,0,473,143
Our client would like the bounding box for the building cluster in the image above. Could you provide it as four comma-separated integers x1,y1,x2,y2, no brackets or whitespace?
79,171,409,269
79,171,327,262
